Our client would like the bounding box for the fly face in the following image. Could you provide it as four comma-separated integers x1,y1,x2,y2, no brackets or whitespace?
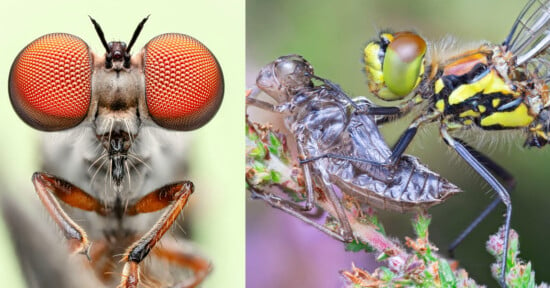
10,17,224,195
92,42,143,190
8,17,223,287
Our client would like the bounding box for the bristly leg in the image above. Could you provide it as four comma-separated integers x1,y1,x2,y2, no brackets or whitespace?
119,181,210,288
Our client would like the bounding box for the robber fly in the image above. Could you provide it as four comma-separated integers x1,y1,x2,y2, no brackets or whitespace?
297,0,550,285
8,17,223,287
247,54,460,241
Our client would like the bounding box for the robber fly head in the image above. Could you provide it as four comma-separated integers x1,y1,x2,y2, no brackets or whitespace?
89,15,147,70
9,17,224,188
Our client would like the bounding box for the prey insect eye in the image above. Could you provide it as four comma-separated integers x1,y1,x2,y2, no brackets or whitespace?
144,33,224,131
9,33,92,131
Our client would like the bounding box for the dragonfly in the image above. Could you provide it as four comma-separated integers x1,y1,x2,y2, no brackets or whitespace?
247,54,460,242
8,17,223,287
299,0,550,285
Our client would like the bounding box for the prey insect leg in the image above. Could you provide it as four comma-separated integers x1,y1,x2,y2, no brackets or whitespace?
119,181,199,288
245,103,314,212
298,147,354,241
246,87,294,114
440,127,512,287
447,139,516,257
246,119,354,241
247,183,348,242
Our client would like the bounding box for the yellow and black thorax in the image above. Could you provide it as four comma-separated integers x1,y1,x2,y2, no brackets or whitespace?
433,47,534,130
364,31,538,131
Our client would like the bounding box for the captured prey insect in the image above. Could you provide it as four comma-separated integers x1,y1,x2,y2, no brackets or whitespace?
297,0,550,285
8,16,223,287
247,54,460,242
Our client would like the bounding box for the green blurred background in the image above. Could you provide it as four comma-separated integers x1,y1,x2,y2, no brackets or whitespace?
247,0,550,286
0,0,244,287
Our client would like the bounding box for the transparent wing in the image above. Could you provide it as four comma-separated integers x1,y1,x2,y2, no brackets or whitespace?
505,0,550,65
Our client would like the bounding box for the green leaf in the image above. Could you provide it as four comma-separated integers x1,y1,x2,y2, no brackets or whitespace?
270,170,281,183
345,239,374,253
438,258,457,288
413,213,431,239
378,266,395,282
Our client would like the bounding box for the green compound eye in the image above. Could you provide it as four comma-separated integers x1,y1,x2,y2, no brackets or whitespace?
382,32,426,99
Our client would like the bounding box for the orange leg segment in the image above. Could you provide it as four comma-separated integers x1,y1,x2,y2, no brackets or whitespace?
32,172,104,256
119,181,195,288
153,239,212,288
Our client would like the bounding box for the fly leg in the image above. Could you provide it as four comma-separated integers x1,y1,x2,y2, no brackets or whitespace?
119,181,202,288
440,127,512,288
151,238,211,288
32,172,107,257
448,139,516,258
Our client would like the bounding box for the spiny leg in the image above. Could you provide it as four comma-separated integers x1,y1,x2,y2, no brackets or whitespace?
448,138,516,257
440,127,512,287
248,137,354,242
246,117,316,213
246,86,294,114
119,181,195,288
295,137,354,241
32,172,106,256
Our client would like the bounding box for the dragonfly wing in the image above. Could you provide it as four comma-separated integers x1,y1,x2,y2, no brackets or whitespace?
506,0,550,65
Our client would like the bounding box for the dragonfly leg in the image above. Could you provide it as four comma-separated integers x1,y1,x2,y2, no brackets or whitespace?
440,126,511,287
447,139,515,257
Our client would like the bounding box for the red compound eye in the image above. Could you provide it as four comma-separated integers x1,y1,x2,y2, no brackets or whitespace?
144,33,224,131
9,33,92,131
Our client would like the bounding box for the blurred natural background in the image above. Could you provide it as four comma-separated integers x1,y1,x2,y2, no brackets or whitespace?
0,0,244,287
247,0,550,287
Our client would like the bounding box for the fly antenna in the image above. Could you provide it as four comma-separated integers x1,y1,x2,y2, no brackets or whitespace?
127,15,150,53
89,16,110,53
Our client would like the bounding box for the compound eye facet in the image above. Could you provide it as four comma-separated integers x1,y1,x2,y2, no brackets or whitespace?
144,33,224,131
383,31,426,98
9,33,92,131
